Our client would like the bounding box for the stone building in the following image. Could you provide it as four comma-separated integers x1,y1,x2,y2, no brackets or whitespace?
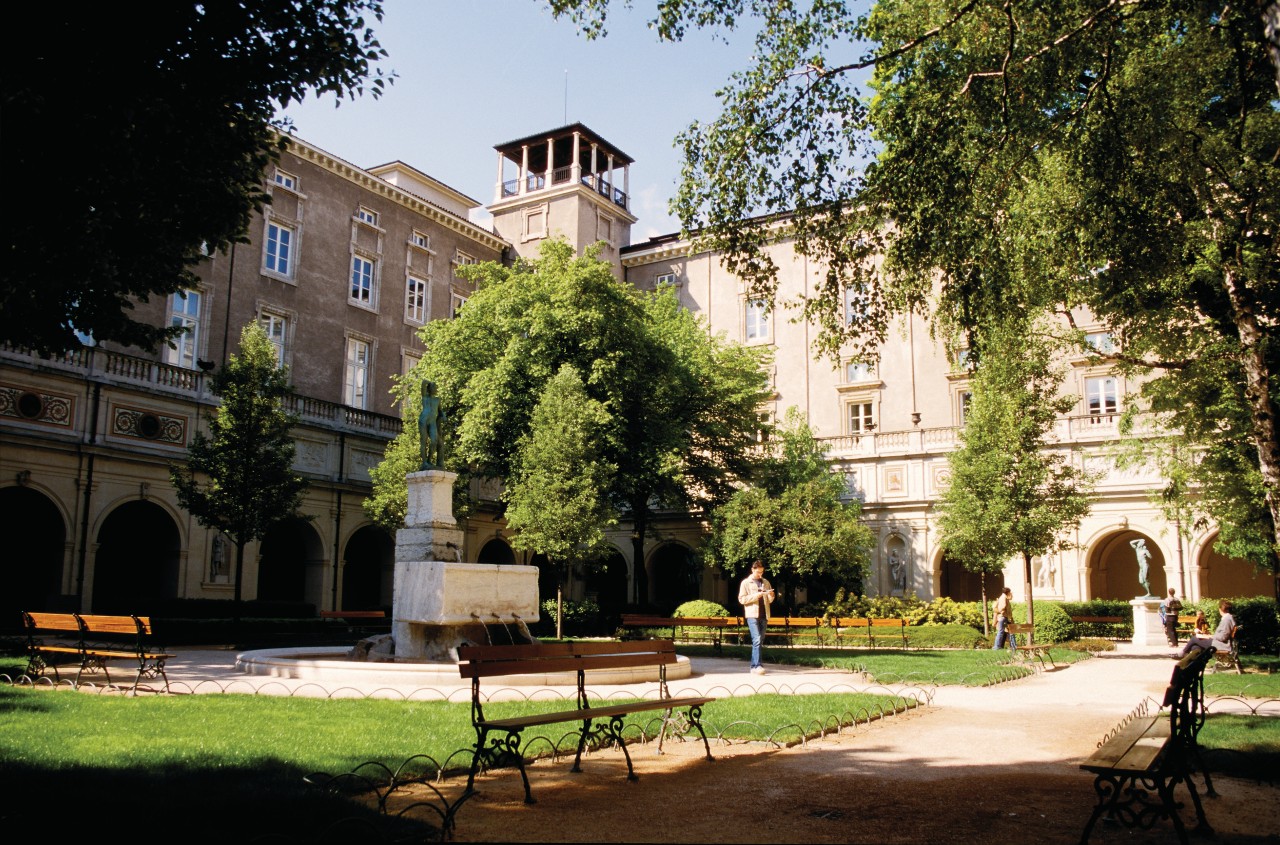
1,124,1270,627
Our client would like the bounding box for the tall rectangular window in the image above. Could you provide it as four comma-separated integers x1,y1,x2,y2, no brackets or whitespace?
745,299,769,341
1086,376,1118,421
450,292,468,319
405,276,427,323
848,401,875,434
344,338,370,409
265,222,293,276
260,312,288,366
164,290,201,368
844,287,867,324
351,255,375,305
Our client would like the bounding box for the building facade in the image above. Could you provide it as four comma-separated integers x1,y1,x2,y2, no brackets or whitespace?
1,124,1271,629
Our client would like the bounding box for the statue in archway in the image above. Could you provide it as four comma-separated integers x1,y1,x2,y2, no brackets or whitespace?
417,380,445,470
1130,538,1152,597
889,549,907,593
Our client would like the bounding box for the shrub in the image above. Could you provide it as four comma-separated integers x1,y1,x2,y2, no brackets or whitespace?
673,600,730,618
918,597,986,629
1012,601,1074,643
1059,599,1133,639
535,598,603,638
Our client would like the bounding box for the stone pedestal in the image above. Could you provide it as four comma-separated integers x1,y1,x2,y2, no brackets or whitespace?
389,468,540,661
1130,597,1166,647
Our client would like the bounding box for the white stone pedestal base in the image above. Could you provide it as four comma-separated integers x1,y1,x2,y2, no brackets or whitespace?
1130,597,1166,646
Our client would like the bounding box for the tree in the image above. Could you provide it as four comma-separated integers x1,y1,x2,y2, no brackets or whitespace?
366,240,772,605
2,2,390,355
171,323,309,621
548,0,1280,567
705,407,873,610
936,317,1094,635
504,365,619,638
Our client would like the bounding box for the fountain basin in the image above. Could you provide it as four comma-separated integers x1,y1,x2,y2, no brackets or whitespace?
236,646,693,686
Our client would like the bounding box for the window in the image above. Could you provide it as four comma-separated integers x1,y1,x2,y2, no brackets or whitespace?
260,312,288,366
273,169,297,191
164,290,201,368
1085,331,1115,354
848,401,875,434
405,276,427,323
450,292,468,319
356,207,379,226
845,361,875,382
264,221,294,277
454,251,476,278
410,230,430,250
1086,376,1118,421
745,299,770,341
958,390,973,424
656,272,675,287
350,255,375,306
844,287,868,324
344,338,371,409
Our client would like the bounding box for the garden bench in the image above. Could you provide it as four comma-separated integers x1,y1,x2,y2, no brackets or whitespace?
457,639,715,804
619,614,742,651
1078,647,1215,844
1069,615,1128,638
830,617,911,649
771,616,825,647
21,611,173,694
319,609,389,636
1204,624,1243,675
1175,614,1200,640
1004,623,1055,670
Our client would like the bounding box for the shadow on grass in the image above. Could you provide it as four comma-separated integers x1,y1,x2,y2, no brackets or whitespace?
0,760,443,842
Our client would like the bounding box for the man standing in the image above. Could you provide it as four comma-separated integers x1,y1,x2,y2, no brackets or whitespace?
992,587,1015,651
738,560,774,675
1160,588,1184,648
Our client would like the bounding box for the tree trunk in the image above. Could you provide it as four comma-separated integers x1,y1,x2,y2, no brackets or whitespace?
630,499,650,607
1022,551,1036,644
979,575,990,637
1222,265,1280,562
233,538,246,642
555,576,564,641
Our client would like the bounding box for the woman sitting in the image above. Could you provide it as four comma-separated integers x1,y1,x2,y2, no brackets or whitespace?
1178,600,1236,659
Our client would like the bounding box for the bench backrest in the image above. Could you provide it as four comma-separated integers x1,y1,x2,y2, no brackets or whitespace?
780,617,823,629
1164,647,1214,748
24,612,83,634
832,617,870,629
320,610,386,619
79,614,151,636
458,640,678,680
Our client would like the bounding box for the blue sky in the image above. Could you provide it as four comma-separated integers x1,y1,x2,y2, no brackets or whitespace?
281,0,759,239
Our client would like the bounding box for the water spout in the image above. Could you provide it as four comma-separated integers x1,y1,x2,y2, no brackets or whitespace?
446,541,462,563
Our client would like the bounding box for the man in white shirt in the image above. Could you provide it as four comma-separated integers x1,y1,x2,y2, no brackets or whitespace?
738,560,774,675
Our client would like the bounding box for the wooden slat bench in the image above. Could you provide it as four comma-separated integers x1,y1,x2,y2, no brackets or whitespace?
458,640,715,804
22,611,174,694
319,609,389,636
830,617,911,649
773,616,825,647
1078,647,1216,844
1005,623,1056,670
619,614,742,652
1069,615,1129,638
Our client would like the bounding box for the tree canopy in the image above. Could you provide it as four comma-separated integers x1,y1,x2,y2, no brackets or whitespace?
705,407,873,608
171,322,309,611
2,2,390,355
549,0,1280,564
367,240,773,601
935,316,1094,625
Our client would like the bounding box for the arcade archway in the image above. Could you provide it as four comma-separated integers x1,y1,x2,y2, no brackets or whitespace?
341,525,392,610
939,553,1003,603
1088,530,1166,600
649,543,700,613
0,486,67,627
478,538,516,565
91,500,180,614
257,517,324,609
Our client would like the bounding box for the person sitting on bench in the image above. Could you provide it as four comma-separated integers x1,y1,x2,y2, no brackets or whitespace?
1178,599,1236,659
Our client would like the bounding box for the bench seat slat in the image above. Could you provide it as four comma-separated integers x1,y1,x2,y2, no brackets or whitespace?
460,651,677,679
479,696,716,731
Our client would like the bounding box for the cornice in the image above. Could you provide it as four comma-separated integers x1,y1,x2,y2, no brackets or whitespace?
284,136,509,253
